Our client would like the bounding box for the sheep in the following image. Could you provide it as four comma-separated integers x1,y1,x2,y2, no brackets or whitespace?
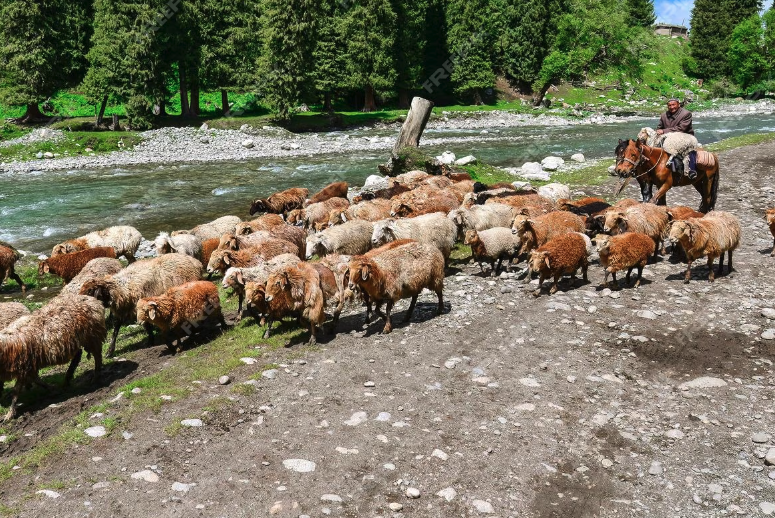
513,211,586,258
0,302,29,330
221,253,301,319
347,241,445,334
537,183,571,203
448,205,516,241
136,281,226,354
38,247,117,284
300,197,351,231
200,238,220,268
371,212,457,260
596,232,655,289
585,198,639,233
307,181,349,205
485,193,555,212
51,225,142,262
557,197,611,216
79,253,203,357
207,237,299,275
767,208,775,256
668,206,705,221
219,225,305,257
154,232,202,259
463,228,521,276
235,214,286,235
419,175,453,190
250,187,309,215
393,170,431,188
448,172,472,182
328,198,393,226
62,257,123,296
528,233,590,297
306,220,374,259
603,204,669,262
0,293,105,421
449,179,476,200
263,262,328,344
352,182,411,204
390,187,460,218
0,243,26,292
172,215,242,241
667,211,741,283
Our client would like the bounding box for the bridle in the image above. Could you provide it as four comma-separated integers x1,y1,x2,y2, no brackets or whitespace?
615,142,664,179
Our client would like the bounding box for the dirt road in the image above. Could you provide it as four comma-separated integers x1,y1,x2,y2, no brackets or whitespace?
1,142,774,518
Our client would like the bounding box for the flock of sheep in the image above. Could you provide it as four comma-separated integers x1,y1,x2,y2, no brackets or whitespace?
0,166,749,421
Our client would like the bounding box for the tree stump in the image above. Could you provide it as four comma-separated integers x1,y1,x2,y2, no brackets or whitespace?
109,114,121,131
380,97,435,176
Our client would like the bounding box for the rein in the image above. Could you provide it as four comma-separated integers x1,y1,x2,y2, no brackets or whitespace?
618,145,663,179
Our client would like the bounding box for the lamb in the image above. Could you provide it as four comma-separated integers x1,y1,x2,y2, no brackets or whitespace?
0,293,105,421
328,198,393,226
207,237,299,275
448,205,516,241
62,257,123,295
667,211,741,283
136,281,227,354
347,241,445,334
513,211,586,258
0,242,27,292
596,232,655,289
463,228,521,276
221,253,300,318
51,225,142,262
38,247,117,284
371,212,457,260
306,220,374,259
767,208,775,256
79,253,203,356
0,302,29,330
235,214,286,234
172,215,242,241
528,233,589,297
154,232,202,259
250,187,309,215
263,262,329,344
390,187,460,218
307,181,349,205
603,204,669,261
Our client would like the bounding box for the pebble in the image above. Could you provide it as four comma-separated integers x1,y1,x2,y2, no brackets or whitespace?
678,376,728,390
752,432,771,444
389,503,404,511
122,431,133,440
472,499,495,514
708,484,723,494
171,482,195,492
375,412,391,422
519,377,540,387
344,412,368,426
131,387,142,394
363,381,375,387
432,449,449,461
405,487,421,499
282,459,316,473
761,502,775,515
131,470,159,483
218,375,231,385
240,357,257,365
321,494,342,503
761,308,775,319
92,482,110,490
762,329,775,340
262,369,278,379
181,419,203,427
648,462,663,475
436,487,457,502
515,403,536,412
636,310,657,320
602,459,614,468
444,357,462,369
765,448,775,466
84,426,107,438
35,490,60,499
665,429,685,440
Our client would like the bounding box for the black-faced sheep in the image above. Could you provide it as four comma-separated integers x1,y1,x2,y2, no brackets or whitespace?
371,212,457,261
463,228,521,276
528,233,590,297
250,187,309,215
667,211,741,283
38,246,117,284
305,220,374,259
596,232,655,289
51,225,142,263
0,243,26,292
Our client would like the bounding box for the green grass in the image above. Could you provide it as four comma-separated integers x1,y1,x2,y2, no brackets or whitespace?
0,131,143,162
706,132,775,152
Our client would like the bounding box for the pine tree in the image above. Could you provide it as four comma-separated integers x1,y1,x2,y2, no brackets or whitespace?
728,14,767,91
313,0,349,112
626,0,656,28
393,0,430,107
0,0,92,121
445,0,497,104
496,0,550,91
341,0,398,112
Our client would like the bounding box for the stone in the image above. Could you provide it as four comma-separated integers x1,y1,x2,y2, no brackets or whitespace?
761,308,775,319
181,419,204,427
761,502,775,515
636,310,657,320
282,459,316,473
515,403,536,412
520,162,544,176
375,412,391,422
571,153,586,163
218,375,231,385
665,429,685,440
444,357,462,369
241,139,254,149
36,152,44,159
43,152,54,159
519,378,540,387
436,151,456,165
708,484,723,494
753,432,772,444
92,482,110,490
602,459,614,468
262,369,278,379
321,494,343,503
472,500,494,514
679,377,728,390
363,381,375,387
240,357,257,365
131,470,159,483
172,482,195,492
648,462,663,475
437,487,457,502
84,426,107,438
762,329,775,340
199,123,209,130
345,412,368,426
541,156,565,170
406,487,421,499
766,448,775,466
122,431,133,440
432,449,449,461
36,490,60,499
455,155,477,166
363,175,389,190
388,503,404,511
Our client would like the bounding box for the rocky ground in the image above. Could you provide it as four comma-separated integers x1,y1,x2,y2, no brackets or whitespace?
1,142,775,518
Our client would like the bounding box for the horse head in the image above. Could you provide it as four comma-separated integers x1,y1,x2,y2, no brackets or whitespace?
614,139,643,177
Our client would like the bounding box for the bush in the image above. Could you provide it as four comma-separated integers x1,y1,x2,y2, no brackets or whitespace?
706,78,739,99
125,95,153,130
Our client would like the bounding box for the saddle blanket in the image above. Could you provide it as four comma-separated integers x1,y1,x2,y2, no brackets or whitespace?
695,150,716,168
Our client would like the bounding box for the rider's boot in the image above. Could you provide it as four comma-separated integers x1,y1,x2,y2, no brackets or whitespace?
686,151,698,180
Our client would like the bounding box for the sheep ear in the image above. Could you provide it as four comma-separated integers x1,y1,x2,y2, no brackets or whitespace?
149,308,156,320
223,253,231,265
341,213,348,222
43,264,50,274
544,256,551,269
361,265,370,281
236,270,244,284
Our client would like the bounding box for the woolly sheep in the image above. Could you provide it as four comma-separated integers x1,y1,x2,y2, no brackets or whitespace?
235,213,286,235
448,205,515,241
596,232,655,289
136,281,226,353
352,182,411,204
0,243,26,292
38,246,116,284
0,302,29,330
250,187,309,215
307,181,349,206
62,257,123,296
306,220,374,259
221,253,301,319
51,225,142,262
513,211,586,258
207,238,299,275
603,204,669,261
328,198,393,226
154,232,203,259
528,233,590,297
0,294,105,420
263,262,330,344
463,228,521,276
668,211,741,283
371,212,457,260
172,215,242,241
485,192,555,213
390,187,460,218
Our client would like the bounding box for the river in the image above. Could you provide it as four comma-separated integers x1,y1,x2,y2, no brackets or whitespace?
2,113,774,253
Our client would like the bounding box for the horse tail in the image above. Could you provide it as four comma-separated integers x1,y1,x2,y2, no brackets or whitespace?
708,154,720,212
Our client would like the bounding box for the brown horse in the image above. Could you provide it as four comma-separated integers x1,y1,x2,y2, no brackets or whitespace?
614,139,720,213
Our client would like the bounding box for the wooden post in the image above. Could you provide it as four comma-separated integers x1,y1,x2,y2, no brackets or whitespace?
391,97,434,155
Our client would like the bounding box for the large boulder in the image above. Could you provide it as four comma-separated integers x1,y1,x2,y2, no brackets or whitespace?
571,153,585,163
541,156,565,171
538,183,571,202
455,155,477,166
436,151,456,165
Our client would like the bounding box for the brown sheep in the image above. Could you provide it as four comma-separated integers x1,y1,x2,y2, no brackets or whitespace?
301,197,351,231
352,182,411,204
136,281,226,353
207,238,300,275
219,226,304,258
328,198,393,226
80,254,203,357
557,197,611,216
307,181,348,205
263,262,327,344
0,294,105,420
235,214,286,235
390,187,460,218
485,193,555,212
63,257,123,295
0,243,26,292
603,204,669,262
347,241,444,334
668,211,741,283
528,233,589,297
513,211,586,258
0,302,30,330
448,172,472,182
393,170,431,188
668,206,705,221
250,187,309,215
51,225,142,262
38,247,117,284
767,208,775,256
222,254,301,319
200,238,220,267
596,232,655,289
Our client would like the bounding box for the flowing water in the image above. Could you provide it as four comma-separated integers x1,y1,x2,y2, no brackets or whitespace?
2,113,774,253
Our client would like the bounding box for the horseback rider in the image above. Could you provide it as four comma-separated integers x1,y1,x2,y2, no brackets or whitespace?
656,98,699,180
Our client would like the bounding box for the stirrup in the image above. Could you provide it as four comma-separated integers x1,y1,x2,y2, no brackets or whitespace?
686,169,698,180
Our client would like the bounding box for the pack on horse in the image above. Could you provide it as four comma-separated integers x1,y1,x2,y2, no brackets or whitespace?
613,139,720,213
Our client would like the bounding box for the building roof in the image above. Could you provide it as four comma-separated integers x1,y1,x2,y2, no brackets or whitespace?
654,23,688,30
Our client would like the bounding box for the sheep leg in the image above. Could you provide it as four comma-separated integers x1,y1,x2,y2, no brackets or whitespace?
707,256,716,282
436,290,444,315
2,383,21,422
581,262,588,282
32,375,55,391
772,239,775,256
549,274,561,295
634,264,645,287
237,294,244,319
64,349,83,386
727,250,734,272
8,265,26,292
626,267,633,285
404,295,418,323
91,347,103,383
144,322,155,347
602,270,610,288
611,271,620,289
363,293,373,324
107,320,121,358
124,252,136,264
494,258,503,276
684,260,693,283
717,251,725,277
308,322,317,345
532,273,545,297
263,318,273,339
382,301,394,334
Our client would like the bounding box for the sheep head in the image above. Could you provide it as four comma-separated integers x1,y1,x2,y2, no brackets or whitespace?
371,220,396,247
207,249,229,273
463,229,479,246
603,211,627,234
668,220,692,244
529,250,551,272
79,280,112,307
306,235,326,260
244,281,268,311
250,199,266,216
235,222,253,235
265,266,304,303
286,209,304,226
136,299,159,323
37,260,49,276
347,259,373,291
154,233,173,255
766,208,775,225
390,203,412,218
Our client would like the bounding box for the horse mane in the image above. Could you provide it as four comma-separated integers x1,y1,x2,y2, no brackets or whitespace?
615,139,632,156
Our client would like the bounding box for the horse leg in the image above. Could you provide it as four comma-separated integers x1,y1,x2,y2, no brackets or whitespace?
651,182,671,206
638,178,652,202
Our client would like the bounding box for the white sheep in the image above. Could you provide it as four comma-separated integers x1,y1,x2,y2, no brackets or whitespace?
464,228,521,276
448,205,515,241
305,220,374,259
371,212,457,260
154,232,203,259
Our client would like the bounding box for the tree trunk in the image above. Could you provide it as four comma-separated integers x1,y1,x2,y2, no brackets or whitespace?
190,78,200,116
362,84,377,112
159,99,167,116
109,114,121,131
472,89,483,105
323,92,332,113
398,89,410,109
221,89,229,115
179,64,191,117
20,103,45,123
532,83,551,107
96,95,108,127
391,96,434,155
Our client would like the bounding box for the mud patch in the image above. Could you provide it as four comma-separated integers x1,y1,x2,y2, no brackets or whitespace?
530,459,617,518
